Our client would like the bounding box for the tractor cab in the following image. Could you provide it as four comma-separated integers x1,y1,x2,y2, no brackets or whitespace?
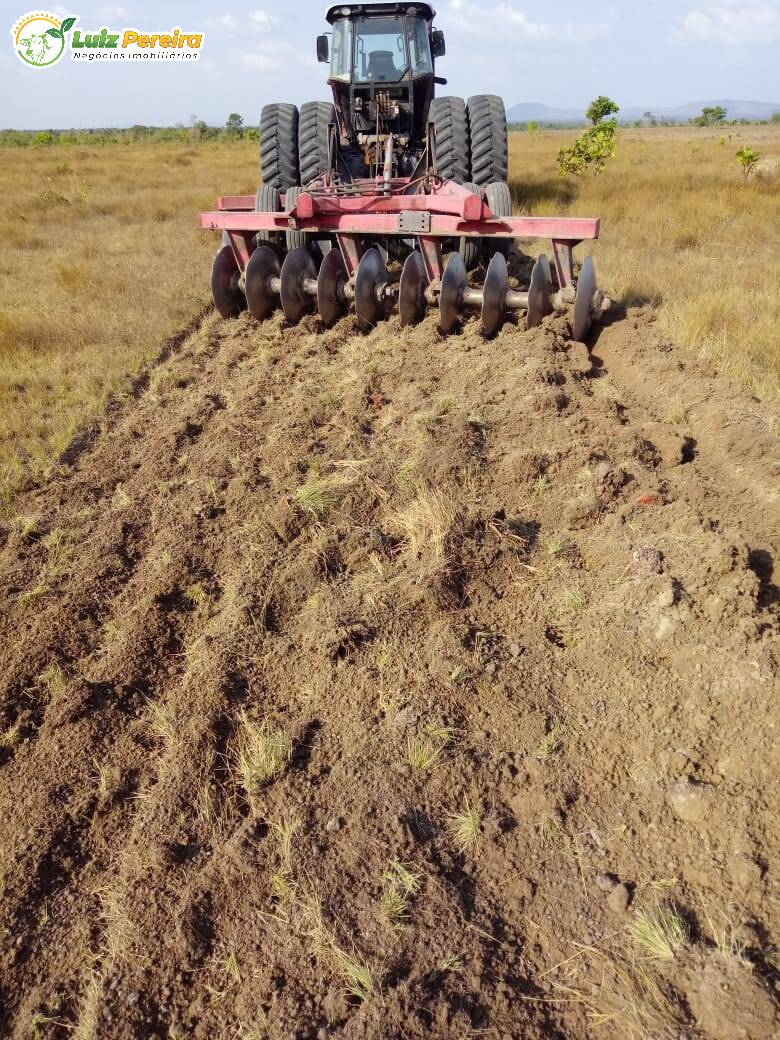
319,3,445,171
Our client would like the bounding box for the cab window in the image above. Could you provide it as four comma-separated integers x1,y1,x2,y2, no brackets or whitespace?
330,18,351,82
353,16,406,82
408,17,432,78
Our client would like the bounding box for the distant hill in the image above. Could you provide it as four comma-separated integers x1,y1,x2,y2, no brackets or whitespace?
507,99,780,125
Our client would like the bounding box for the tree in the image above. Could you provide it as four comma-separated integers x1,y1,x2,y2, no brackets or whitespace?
643,110,657,127
736,146,760,179
557,97,619,177
771,112,780,123
226,112,244,139
694,105,727,127
586,96,620,125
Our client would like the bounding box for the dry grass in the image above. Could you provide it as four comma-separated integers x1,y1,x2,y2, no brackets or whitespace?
387,485,456,563
446,803,482,853
0,140,256,513
380,860,422,928
232,713,292,812
628,902,689,960
508,125,780,399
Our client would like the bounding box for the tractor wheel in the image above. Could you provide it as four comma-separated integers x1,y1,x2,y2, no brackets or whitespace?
467,95,508,186
299,101,335,186
459,182,482,269
260,103,299,189
284,186,307,252
483,180,513,261
254,184,284,254
429,96,469,184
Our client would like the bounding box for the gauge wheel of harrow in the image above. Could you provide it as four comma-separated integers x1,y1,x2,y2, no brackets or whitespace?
429,96,470,184
260,103,299,190
467,95,508,187
254,184,284,254
459,182,482,270
284,185,331,260
284,186,307,252
483,180,513,262
299,101,335,186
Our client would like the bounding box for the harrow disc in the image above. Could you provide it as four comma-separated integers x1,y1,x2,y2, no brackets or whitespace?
482,251,508,337
399,252,429,326
211,244,245,319
572,255,597,343
245,245,281,321
355,247,388,331
280,246,317,325
526,254,554,329
439,252,466,334
317,248,348,328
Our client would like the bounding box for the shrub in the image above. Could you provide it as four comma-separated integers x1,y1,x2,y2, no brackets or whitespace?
736,146,761,179
557,97,619,177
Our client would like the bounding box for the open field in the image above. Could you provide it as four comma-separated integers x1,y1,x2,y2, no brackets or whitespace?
0,283,778,1039
1,125,778,512
0,123,779,1038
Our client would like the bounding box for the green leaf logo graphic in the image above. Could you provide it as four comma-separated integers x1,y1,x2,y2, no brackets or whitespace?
61,17,77,33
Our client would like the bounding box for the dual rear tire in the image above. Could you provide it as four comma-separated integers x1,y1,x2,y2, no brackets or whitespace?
260,101,334,188
429,93,508,186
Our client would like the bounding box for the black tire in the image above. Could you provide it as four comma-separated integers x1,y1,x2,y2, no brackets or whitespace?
459,182,482,269
429,96,470,184
483,180,513,261
467,95,508,186
260,103,299,189
284,186,306,252
255,184,283,253
299,101,335,186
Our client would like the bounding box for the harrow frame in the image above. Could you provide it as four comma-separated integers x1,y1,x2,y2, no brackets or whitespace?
200,164,605,338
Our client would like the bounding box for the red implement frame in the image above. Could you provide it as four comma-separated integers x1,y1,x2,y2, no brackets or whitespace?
201,177,599,288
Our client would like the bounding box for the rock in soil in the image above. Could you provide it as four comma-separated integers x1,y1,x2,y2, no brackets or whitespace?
667,778,715,823
606,882,631,915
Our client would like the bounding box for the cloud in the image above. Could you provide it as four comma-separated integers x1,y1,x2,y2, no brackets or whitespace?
240,52,280,71
677,2,780,43
239,38,314,74
440,0,610,43
249,10,277,30
205,13,238,30
493,4,554,38
95,4,127,19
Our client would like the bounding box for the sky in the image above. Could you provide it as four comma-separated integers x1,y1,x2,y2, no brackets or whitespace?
1,0,779,128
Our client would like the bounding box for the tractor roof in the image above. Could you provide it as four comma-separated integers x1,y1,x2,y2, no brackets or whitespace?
325,3,436,24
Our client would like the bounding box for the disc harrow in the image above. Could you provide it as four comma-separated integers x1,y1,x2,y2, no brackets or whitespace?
201,151,609,341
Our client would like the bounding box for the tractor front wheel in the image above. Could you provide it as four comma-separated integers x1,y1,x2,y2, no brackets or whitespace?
260,103,300,189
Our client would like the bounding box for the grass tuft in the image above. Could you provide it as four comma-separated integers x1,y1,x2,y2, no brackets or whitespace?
294,474,348,518
628,903,689,960
387,486,455,564
380,860,422,928
405,723,453,771
447,803,482,854
233,713,292,812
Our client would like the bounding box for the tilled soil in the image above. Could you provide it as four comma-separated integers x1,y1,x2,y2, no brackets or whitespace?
0,285,778,1039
